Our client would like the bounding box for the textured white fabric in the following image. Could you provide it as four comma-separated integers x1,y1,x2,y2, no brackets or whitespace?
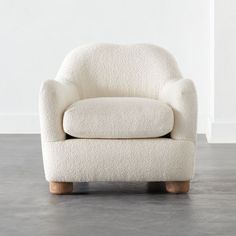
159,79,197,142
39,43,197,183
56,43,182,99
39,80,79,142
42,138,195,182
63,97,174,139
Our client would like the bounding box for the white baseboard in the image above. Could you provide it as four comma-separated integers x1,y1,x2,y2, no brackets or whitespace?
206,117,236,143
0,113,40,133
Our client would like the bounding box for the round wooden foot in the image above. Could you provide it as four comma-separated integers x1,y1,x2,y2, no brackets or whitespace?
49,182,73,195
165,181,190,193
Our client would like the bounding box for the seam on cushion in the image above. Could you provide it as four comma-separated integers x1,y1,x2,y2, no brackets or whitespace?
44,137,195,143
171,137,195,143
60,79,76,86
43,139,66,143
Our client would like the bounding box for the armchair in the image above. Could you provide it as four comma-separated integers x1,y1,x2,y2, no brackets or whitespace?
39,43,197,194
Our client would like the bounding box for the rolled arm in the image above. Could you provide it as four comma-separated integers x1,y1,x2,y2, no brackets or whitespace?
159,79,197,142
39,80,79,142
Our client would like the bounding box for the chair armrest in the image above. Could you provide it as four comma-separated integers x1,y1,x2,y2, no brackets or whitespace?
159,79,197,142
39,80,79,142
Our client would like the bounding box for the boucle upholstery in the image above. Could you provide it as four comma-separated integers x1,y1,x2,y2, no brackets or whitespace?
39,80,79,142
42,139,195,182
39,43,197,183
160,79,197,142
56,43,182,99
63,97,174,139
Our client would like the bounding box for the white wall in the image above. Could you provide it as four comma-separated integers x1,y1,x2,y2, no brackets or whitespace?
0,0,210,133
207,0,236,142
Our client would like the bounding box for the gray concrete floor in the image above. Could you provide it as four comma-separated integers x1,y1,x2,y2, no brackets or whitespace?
0,135,236,236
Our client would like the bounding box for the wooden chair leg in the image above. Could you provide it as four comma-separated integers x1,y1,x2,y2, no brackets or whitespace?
165,181,190,193
49,182,73,195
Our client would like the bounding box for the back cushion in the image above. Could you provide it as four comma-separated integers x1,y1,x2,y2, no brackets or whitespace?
56,44,182,99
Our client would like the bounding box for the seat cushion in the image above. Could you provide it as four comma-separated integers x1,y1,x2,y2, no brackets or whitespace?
63,97,174,139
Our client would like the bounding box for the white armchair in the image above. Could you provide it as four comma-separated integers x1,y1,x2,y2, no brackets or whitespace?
39,44,197,194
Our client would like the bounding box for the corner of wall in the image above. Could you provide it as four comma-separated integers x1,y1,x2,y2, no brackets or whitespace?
206,117,236,143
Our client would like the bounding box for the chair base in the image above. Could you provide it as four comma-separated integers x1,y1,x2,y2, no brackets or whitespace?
49,182,73,194
49,181,190,195
148,181,190,193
